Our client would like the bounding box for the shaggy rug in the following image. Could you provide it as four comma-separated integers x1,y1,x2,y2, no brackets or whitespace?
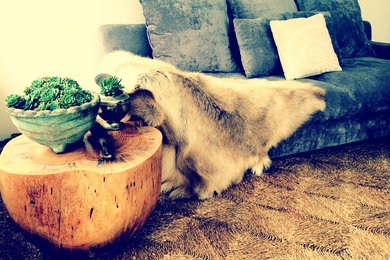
0,135,389,259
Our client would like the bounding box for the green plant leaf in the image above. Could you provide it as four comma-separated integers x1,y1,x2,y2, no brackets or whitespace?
5,76,93,111
5,94,25,109
99,76,124,96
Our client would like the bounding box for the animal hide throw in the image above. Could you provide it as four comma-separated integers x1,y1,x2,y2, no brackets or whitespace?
97,51,325,199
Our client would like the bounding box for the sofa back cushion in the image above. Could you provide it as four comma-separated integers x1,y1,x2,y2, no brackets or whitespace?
140,0,237,72
227,0,298,19
296,0,375,58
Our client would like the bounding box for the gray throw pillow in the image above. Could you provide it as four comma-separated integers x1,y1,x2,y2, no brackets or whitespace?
234,17,282,77
227,0,298,19
296,0,376,58
140,0,237,72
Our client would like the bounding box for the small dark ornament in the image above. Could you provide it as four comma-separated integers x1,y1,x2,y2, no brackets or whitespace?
96,74,130,130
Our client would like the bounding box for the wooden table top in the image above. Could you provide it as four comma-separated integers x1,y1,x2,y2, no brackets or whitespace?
0,124,162,175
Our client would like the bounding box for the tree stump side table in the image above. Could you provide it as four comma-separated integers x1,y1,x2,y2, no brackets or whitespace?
0,125,162,250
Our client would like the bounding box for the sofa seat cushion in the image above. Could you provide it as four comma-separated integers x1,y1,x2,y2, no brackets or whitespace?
204,73,353,123
206,57,390,123
309,57,390,120
269,110,390,158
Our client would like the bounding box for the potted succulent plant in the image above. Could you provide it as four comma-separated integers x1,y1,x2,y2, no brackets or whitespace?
95,74,130,130
5,76,100,153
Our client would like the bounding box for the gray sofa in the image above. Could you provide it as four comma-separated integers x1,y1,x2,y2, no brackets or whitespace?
98,0,390,158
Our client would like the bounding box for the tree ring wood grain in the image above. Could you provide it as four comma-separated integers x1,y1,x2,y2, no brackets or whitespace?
0,126,162,250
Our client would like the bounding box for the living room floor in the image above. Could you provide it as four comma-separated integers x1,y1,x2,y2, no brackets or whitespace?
0,135,389,259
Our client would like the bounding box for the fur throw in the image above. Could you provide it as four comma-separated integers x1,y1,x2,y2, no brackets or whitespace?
98,51,326,199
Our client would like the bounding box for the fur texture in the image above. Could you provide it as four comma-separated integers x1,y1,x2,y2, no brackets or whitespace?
98,51,326,199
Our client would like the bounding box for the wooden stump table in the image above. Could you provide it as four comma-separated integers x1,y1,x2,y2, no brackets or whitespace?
0,125,162,250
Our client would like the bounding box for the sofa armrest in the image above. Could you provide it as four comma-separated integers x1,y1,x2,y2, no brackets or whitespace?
362,21,390,60
363,20,372,41
370,41,390,60
98,24,152,58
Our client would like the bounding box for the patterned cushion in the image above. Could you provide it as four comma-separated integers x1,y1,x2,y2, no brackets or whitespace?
270,14,342,80
227,0,298,19
296,0,375,58
281,11,342,64
140,0,237,72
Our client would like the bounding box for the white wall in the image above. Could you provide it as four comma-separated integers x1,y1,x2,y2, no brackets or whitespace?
358,0,390,42
0,0,144,140
0,0,388,140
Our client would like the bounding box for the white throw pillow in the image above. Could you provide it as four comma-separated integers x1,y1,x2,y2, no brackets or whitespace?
270,13,342,80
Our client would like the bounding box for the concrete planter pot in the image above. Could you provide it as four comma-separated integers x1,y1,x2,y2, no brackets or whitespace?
7,92,100,153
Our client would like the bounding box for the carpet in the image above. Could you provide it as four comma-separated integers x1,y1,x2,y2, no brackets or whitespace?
0,135,389,259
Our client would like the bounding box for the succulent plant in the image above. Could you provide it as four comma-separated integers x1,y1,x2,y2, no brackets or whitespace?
5,94,25,108
99,76,124,96
5,76,93,111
